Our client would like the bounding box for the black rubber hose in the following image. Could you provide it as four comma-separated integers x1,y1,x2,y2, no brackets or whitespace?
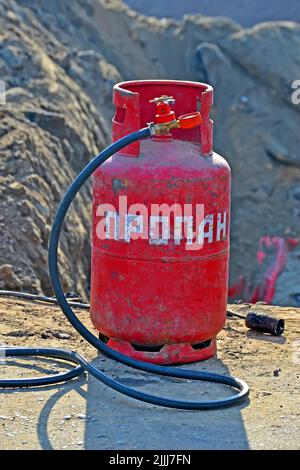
0,290,89,309
0,347,84,387
1,127,249,409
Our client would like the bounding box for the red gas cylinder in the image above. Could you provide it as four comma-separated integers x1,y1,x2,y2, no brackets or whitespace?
90,80,231,364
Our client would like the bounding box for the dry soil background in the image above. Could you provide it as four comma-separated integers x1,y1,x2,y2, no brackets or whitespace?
0,0,300,304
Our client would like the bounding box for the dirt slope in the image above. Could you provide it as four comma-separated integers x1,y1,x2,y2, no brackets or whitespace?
0,0,299,304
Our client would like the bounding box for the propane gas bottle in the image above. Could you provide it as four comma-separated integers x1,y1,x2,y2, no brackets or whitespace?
90,80,231,364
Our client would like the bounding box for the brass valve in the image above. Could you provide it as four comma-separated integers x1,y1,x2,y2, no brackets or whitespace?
148,94,203,136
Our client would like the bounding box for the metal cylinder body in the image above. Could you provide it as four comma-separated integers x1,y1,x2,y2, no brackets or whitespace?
90,80,231,364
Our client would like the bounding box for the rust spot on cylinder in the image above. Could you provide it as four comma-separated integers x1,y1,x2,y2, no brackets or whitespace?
112,178,126,194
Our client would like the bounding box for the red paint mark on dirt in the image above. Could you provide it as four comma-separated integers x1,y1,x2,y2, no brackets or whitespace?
229,236,299,304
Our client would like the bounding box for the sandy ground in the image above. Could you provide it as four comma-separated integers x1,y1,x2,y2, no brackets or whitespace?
0,296,299,450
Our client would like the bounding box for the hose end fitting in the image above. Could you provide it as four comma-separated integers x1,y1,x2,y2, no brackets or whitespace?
245,312,285,336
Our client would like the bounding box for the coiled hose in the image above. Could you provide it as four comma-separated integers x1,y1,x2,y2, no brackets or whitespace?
0,127,249,409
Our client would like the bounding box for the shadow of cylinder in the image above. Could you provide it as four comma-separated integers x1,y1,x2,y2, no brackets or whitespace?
83,353,250,450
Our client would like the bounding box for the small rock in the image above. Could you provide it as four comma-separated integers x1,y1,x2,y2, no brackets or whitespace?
65,291,82,300
0,46,23,69
273,369,281,377
266,139,300,166
22,276,34,287
8,181,26,195
0,264,22,289
55,332,71,340
240,95,248,104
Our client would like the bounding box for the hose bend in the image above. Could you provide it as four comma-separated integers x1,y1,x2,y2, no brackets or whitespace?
1,127,249,410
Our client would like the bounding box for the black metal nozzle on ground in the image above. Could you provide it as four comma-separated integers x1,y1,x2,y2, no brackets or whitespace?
245,312,285,336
